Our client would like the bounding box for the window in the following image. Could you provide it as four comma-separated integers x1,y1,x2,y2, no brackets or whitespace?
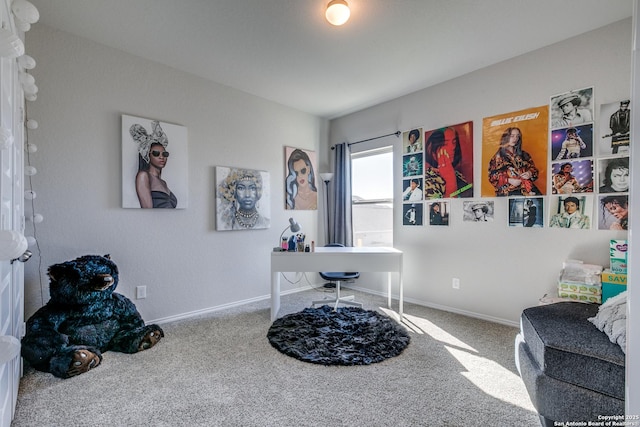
351,146,393,246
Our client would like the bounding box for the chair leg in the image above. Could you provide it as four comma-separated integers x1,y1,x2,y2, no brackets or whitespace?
334,281,362,309
311,283,337,306
333,281,342,310
312,281,363,310
338,299,363,308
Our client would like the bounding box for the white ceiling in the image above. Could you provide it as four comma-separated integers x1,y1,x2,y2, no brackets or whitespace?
27,0,633,119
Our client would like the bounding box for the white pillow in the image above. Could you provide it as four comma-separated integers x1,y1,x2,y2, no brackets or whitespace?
588,291,627,353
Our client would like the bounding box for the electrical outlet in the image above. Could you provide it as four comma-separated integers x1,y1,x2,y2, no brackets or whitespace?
452,278,460,289
136,286,147,299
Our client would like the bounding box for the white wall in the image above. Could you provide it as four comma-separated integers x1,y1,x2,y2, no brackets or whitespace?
328,19,632,325
23,25,325,321
22,14,637,412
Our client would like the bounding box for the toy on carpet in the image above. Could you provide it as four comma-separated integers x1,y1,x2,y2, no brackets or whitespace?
21,254,164,378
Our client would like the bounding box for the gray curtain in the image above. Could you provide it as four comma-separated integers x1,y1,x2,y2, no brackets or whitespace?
329,143,353,246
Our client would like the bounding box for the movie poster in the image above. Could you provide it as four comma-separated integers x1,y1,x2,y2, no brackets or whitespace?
481,106,549,197
423,121,473,199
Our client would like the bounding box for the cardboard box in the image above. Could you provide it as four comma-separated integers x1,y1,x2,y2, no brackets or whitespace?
610,240,628,274
601,271,627,285
602,283,626,303
601,270,627,303
610,259,628,274
557,282,602,304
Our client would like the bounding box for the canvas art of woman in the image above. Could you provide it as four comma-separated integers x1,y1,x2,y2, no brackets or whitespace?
130,120,177,208
217,168,270,230
285,148,318,210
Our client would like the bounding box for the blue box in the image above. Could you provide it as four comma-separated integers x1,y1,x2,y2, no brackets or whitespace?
601,271,627,303
602,283,627,303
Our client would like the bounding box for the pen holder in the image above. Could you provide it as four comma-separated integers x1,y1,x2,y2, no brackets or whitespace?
297,242,305,252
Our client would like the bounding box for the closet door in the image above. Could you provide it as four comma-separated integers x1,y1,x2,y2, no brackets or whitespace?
0,0,25,424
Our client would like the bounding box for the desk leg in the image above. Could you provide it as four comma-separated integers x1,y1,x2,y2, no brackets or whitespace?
271,271,280,322
387,272,392,309
399,267,404,322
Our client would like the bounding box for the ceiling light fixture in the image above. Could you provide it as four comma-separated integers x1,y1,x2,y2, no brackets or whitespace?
325,0,350,26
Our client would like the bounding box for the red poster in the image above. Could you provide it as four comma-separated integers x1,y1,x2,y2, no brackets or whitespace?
423,121,473,199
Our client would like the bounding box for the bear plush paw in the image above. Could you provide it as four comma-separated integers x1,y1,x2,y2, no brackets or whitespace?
67,349,101,377
139,328,164,351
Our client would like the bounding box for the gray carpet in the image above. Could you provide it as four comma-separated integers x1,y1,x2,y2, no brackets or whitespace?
12,288,539,426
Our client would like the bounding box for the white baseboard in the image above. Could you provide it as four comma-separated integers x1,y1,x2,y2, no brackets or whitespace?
346,284,520,328
149,284,518,329
148,285,313,325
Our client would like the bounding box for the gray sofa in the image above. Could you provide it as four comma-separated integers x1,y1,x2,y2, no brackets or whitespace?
515,302,625,426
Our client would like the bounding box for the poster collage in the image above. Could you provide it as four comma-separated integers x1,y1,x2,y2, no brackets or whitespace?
402,87,630,231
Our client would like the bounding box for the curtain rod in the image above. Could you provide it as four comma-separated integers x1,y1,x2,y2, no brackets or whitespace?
331,131,401,150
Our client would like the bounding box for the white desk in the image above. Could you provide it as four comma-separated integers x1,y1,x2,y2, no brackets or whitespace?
271,246,403,321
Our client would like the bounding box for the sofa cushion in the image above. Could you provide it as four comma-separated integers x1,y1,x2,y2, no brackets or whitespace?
520,302,625,400
516,336,624,421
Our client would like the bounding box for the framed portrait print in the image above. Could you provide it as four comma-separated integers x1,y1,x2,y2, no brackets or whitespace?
216,166,271,231
122,115,188,209
284,147,318,210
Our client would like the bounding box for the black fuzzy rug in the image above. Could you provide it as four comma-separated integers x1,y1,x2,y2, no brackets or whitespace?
267,305,410,365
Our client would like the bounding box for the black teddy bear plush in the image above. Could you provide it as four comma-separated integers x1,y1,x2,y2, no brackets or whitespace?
21,254,164,378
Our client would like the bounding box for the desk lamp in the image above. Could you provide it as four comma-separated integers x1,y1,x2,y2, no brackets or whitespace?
274,218,301,251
